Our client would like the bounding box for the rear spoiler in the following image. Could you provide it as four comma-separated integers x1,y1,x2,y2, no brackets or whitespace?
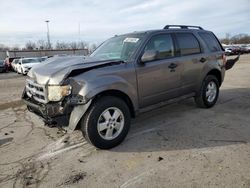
225,55,240,71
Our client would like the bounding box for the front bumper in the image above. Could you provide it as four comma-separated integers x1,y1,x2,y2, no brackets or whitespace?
22,89,82,127
23,67,31,74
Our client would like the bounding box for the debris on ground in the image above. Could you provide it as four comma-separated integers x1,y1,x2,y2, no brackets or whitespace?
60,172,87,186
158,157,164,161
78,159,86,163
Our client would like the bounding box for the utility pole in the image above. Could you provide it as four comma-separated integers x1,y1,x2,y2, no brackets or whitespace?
45,20,51,49
78,22,81,42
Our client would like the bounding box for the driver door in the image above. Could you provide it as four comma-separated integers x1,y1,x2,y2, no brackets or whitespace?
136,33,182,108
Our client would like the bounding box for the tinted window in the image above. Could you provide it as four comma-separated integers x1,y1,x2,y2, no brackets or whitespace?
145,34,174,59
199,32,221,52
176,33,201,55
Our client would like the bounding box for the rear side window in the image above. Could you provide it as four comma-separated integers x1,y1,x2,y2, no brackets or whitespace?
145,34,174,59
175,33,201,55
199,32,222,52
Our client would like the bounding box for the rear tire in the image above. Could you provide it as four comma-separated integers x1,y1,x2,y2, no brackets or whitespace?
81,96,131,149
195,75,219,108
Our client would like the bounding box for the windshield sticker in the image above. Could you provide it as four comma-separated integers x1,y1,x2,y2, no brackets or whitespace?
124,38,139,43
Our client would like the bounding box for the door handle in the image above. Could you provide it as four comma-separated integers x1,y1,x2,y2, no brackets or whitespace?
200,57,207,63
168,63,178,69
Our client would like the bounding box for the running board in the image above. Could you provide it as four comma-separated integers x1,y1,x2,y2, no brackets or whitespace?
138,93,195,114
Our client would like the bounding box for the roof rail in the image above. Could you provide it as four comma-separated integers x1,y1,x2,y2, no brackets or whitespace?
164,25,203,30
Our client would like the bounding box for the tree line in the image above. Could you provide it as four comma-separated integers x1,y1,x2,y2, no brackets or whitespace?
220,33,250,45
0,40,98,52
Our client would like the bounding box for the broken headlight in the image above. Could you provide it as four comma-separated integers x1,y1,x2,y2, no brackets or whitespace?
48,85,72,101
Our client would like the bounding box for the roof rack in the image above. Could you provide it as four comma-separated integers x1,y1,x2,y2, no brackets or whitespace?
164,25,203,30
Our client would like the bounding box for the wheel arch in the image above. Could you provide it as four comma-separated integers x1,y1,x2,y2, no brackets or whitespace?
206,69,222,86
92,89,136,118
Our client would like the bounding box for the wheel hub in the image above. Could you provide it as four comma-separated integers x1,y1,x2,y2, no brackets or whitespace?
97,107,125,140
206,81,217,103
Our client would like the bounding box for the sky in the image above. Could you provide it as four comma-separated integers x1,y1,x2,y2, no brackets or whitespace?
0,0,250,47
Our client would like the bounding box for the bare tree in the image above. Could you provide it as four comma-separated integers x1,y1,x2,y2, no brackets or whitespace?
0,44,9,51
37,40,47,50
220,33,250,44
77,41,88,49
54,40,89,50
55,41,69,49
12,45,20,51
89,43,97,53
0,44,11,51
69,42,78,50
25,41,37,50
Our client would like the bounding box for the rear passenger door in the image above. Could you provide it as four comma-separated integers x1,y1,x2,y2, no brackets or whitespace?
174,32,205,94
198,32,225,67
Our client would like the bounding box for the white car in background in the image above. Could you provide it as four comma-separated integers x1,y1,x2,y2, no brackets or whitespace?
225,48,233,55
11,59,20,72
16,58,41,75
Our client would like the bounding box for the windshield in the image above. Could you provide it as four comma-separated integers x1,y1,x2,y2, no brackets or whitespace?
22,58,40,64
12,59,18,64
90,34,145,61
39,57,47,62
0,60,4,65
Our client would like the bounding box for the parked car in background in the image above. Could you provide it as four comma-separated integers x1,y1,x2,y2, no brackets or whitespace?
16,57,41,75
225,48,233,56
39,56,48,62
9,57,22,71
11,58,21,72
224,46,240,55
240,45,250,53
0,60,6,73
223,44,250,55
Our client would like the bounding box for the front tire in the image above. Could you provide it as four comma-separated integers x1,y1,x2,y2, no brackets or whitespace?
81,96,131,149
195,75,219,108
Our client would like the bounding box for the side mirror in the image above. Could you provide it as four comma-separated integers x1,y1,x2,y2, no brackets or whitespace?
18,62,21,65
141,50,158,63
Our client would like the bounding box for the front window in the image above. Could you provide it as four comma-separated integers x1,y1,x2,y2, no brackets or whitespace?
90,34,145,61
144,34,175,59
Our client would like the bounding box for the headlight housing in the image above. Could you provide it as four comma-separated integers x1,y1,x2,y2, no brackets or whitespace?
48,85,72,101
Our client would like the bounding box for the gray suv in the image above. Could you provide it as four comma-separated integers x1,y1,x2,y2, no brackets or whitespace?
23,25,228,149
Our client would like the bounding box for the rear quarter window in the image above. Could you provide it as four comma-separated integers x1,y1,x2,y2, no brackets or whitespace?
199,32,222,52
175,33,201,56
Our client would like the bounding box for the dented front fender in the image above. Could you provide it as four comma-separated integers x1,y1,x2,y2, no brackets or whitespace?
66,100,92,133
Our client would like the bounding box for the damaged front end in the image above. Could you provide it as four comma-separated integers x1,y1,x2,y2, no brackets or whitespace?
22,56,126,133
22,78,92,133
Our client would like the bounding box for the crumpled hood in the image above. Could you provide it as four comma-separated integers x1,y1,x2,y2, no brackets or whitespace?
28,56,121,85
